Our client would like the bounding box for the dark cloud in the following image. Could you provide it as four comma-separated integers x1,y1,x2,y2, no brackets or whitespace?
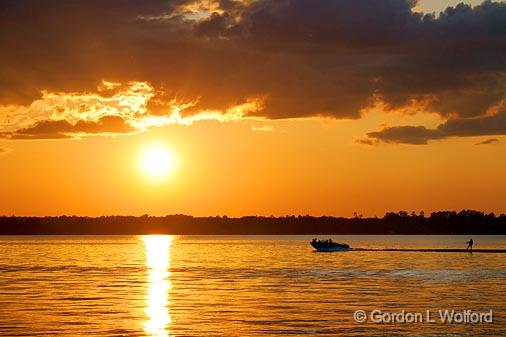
0,0,183,104
195,0,506,118
1,116,136,140
211,0,421,45
366,108,506,144
367,126,445,145
0,0,505,128
355,138,378,146
476,138,499,145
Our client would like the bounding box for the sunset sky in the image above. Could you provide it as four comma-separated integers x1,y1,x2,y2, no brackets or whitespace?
1,0,505,217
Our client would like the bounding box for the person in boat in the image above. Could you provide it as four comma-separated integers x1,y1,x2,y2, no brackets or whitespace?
465,238,474,251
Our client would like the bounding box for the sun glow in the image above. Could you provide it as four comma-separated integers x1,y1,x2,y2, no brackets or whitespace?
140,145,177,180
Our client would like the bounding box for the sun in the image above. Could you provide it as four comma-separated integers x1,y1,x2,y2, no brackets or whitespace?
140,145,177,180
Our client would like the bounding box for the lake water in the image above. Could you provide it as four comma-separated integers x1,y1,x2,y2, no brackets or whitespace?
0,235,505,336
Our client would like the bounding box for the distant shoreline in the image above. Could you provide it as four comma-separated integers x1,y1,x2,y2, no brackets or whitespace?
1,210,505,235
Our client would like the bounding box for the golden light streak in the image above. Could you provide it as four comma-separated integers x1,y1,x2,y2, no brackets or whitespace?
143,235,173,337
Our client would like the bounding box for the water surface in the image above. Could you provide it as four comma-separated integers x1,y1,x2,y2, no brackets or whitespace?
0,235,505,336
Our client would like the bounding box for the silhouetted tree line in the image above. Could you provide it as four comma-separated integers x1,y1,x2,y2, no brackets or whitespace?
0,210,504,235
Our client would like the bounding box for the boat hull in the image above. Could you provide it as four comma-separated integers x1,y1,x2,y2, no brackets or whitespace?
310,241,351,252
314,246,351,252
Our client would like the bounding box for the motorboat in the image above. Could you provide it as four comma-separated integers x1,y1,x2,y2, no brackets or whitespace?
310,239,350,252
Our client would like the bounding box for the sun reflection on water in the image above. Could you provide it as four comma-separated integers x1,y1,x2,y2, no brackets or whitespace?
143,235,173,337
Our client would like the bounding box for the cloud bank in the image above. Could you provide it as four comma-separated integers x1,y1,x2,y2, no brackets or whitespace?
0,0,505,141
366,105,506,144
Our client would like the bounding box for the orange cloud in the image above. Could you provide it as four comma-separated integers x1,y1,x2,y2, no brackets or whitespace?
0,81,266,140
0,148,12,155
475,138,500,146
2,116,136,140
252,125,274,132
